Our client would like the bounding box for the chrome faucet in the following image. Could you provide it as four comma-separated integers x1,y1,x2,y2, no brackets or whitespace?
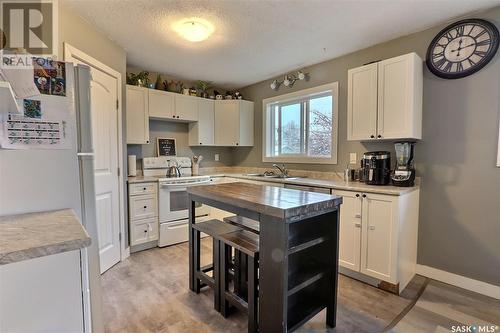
272,163,289,178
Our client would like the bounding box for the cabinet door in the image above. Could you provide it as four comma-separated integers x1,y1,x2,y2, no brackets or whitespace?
126,85,149,144
214,101,239,146
148,89,175,119
347,63,378,141
377,53,421,139
130,221,149,246
360,193,398,282
189,98,214,145
334,190,362,271
147,220,159,241
238,100,254,146
175,94,198,121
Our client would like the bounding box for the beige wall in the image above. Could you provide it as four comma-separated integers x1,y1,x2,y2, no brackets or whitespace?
238,7,500,286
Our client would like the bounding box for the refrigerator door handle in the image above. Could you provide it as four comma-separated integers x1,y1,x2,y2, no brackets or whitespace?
77,152,95,157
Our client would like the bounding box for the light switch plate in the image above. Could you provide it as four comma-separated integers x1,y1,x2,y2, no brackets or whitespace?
214,154,220,161
349,153,357,164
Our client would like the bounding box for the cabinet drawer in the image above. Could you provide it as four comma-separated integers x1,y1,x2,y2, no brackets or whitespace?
129,182,157,196
130,221,150,246
129,194,157,220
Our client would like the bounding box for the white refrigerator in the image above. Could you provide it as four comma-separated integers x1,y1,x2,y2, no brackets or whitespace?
0,64,104,332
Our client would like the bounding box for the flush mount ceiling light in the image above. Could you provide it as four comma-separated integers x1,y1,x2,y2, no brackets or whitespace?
172,18,214,42
270,70,309,91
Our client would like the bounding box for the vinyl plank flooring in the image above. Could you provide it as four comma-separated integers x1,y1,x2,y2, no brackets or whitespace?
101,239,419,333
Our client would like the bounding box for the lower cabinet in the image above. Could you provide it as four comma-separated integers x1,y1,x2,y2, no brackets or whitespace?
128,181,159,246
333,189,419,293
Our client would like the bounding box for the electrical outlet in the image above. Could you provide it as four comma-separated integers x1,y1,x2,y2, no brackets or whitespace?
214,154,220,162
349,153,357,164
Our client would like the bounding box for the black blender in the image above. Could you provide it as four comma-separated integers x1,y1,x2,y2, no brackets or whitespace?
391,142,416,187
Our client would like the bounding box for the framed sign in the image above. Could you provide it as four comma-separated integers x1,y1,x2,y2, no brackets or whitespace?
157,137,176,157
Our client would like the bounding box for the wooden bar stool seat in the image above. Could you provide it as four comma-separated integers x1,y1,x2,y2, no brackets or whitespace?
219,229,259,333
192,219,242,312
224,215,260,234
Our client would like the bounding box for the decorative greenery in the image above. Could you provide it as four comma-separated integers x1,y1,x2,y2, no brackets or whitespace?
126,71,149,87
196,80,213,98
165,80,184,93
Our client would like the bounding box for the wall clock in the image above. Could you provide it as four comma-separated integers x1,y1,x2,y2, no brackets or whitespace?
426,18,499,79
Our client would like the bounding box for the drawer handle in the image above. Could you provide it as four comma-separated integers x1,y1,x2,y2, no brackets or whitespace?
355,214,361,218
369,226,375,230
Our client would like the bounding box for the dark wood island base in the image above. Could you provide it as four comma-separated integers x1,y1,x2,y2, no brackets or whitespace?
188,182,343,333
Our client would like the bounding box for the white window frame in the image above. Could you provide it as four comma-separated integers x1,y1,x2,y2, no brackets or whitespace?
262,82,338,164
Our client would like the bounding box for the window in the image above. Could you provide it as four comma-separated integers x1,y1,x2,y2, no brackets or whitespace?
263,82,338,164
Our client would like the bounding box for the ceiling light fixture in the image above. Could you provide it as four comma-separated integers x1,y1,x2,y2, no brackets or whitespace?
270,70,309,91
173,18,214,42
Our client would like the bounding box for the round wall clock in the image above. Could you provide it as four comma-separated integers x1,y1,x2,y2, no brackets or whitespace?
426,18,499,79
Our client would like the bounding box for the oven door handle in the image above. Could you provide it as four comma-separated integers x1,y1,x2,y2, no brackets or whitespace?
160,180,212,188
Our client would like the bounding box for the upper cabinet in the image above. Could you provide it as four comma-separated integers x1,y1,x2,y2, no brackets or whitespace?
175,94,199,122
189,98,215,146
149,89,175,119
126,85,149,144
347,52,422,141
214,100,254,147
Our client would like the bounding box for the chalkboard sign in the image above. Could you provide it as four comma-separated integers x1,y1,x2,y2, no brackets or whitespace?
156,137,176,157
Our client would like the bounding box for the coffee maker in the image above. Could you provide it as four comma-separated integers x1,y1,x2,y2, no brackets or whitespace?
362,151,391,185
391,142,415,187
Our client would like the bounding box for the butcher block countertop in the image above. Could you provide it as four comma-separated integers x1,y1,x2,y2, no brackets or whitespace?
188,182,343,220
0,209,91,265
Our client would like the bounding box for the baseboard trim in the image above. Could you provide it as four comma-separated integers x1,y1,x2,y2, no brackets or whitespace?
416,264,500,300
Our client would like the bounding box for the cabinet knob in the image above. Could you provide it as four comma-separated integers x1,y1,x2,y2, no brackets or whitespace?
143,205,147,209
177,115,180,118
355,214,361,219
236,142,239,146
377,135,382,138
144,230,147,233
143,187,146,190
355,194,360,197
362,194,366,198
355,223,362,228
369,225,376,230
200,142,202,145
370,135,375,139
146,140,149,143
172,115,175,118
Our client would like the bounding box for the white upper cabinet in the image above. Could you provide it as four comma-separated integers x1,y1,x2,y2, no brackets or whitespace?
347,52,422,141
148,89,175,119
214,100,254,146
347,63,378,141
189,98,214,146
126,85,149,144
174,94,199,121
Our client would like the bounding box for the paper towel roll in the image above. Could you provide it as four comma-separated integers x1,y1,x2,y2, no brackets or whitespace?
128,155,137,176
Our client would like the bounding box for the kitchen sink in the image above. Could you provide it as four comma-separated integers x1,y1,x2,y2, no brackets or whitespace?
244,173,303,180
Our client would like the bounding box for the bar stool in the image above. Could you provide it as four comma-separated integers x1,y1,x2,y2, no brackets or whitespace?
223,215,260,298
192,219,242,311
219,229,259,333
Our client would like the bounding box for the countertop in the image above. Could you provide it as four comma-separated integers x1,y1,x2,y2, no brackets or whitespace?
188,182,343,220
127,173,418,196
0,209,91,265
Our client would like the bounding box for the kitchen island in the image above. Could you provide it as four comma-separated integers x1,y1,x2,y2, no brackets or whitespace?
188,182,343,332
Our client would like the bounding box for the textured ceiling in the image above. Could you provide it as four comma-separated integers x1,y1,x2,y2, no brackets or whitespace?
62,0,500,89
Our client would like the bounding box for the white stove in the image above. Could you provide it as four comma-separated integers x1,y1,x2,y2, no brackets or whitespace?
143,157,212,247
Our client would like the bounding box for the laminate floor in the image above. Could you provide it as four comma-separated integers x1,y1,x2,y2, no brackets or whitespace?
388,280,500,333
101,239,420,333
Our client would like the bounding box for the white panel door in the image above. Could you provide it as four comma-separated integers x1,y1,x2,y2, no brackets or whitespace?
347,63,378,141
214,101,238,146
90,69,122,273
149,89,175,119
377,54,411,139
334,190,362,271
175,94,198,121
360,193,397,282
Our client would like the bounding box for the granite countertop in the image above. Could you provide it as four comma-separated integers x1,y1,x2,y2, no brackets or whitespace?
217,174,419,196
127,172,419,195
188,182,343,220
0,209,91,265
